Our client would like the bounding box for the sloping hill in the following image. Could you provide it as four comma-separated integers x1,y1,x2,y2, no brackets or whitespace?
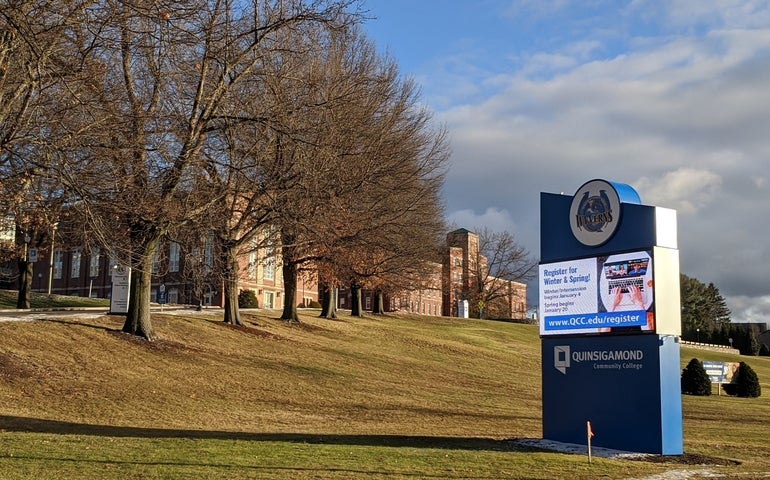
0,310,542,439
0,309,768,479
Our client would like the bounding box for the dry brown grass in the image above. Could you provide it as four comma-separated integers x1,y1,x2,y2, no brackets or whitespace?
0,309,768,479
0,310,542,439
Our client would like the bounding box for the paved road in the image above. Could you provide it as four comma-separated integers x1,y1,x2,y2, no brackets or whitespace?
0,305,196,322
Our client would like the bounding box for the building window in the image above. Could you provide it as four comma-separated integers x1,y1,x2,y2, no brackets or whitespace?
151,250,159,274
169,242,180,273
168,287,179,304
247,236,258,279
204,236,214,274
53,251,63,279
89,247,100,277
71,248,81,278
263,246,275,281
365,297,371,310
108,250,118,276
263,292,274,309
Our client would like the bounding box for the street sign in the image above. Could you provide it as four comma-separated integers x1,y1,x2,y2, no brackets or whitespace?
28,248,38,263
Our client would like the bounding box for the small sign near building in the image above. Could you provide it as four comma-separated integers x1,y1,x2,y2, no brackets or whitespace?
702,361,739,384
109,265,131,314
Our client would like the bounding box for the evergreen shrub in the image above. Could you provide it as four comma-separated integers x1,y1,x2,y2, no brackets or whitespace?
734,361,761,398
238,289,259,309
681,358,712,396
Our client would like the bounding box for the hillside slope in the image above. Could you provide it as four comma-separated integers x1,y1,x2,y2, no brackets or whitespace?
0,310,542,439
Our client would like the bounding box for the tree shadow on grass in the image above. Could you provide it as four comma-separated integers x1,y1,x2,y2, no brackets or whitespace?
0,414,531,452
37,317,118,332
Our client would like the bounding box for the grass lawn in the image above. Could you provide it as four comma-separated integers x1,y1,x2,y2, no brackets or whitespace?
0,290,109,309
0,299,768,479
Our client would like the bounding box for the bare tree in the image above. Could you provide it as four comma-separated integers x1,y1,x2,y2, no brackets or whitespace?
467,227,535,319
57,0,357,339
0,1,93,307
267,28,449,320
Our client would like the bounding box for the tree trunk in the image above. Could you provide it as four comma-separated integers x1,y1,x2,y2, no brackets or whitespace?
122,238,158,341
278,228,300,322
372,289,384,314
280,260,299,322
221,242,242,326
350,281,363,317
320,283,337,319
16,258,32,309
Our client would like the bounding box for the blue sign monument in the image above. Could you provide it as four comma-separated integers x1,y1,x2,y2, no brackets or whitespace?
539,179,683,455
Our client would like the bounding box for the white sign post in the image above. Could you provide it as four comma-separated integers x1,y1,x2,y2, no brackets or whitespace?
109,266,131,314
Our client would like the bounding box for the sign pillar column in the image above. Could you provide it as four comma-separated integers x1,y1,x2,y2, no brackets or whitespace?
539,179,683,455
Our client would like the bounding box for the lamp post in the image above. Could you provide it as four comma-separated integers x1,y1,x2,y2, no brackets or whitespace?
24,233,31,282
697,328,700,343
729,337,733,349
47,222,57,295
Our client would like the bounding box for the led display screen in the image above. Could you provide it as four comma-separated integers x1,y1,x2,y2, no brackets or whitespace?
539,250,655,336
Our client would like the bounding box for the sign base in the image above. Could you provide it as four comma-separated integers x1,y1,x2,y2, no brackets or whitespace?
542,334,683,455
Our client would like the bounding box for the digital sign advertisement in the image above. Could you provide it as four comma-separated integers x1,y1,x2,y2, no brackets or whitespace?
539,250,655,336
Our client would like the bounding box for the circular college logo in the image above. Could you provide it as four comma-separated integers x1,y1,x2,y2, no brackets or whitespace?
569,179,621,247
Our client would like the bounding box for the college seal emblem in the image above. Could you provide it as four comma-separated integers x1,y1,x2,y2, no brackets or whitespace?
569,179,621,246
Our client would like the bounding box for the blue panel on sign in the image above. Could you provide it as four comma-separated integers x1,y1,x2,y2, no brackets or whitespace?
608,180,642,205
542,335,682,454
658,335,683,455
541,193,658,262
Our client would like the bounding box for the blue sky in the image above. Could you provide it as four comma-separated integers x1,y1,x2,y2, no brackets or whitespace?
361,0,770,323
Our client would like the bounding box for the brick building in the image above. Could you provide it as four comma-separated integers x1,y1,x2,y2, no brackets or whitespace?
442,228,527,320
336,228,527,319
4,219,525,319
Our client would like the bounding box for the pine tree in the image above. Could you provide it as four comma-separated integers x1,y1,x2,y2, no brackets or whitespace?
706,283,731,324
681,358,712,396
734,362,761,398
680,275,733,342
748,329,760,356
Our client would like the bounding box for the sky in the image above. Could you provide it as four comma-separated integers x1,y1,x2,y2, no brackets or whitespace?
361,0,770,323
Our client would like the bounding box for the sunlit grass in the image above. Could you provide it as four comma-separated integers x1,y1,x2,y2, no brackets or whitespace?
0,297,767,479
0,289,109,309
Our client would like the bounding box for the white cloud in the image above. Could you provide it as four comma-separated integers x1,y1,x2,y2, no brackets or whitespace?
725,294,770,323
447,207,520,234
634,168,722,214
372,0,770,324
